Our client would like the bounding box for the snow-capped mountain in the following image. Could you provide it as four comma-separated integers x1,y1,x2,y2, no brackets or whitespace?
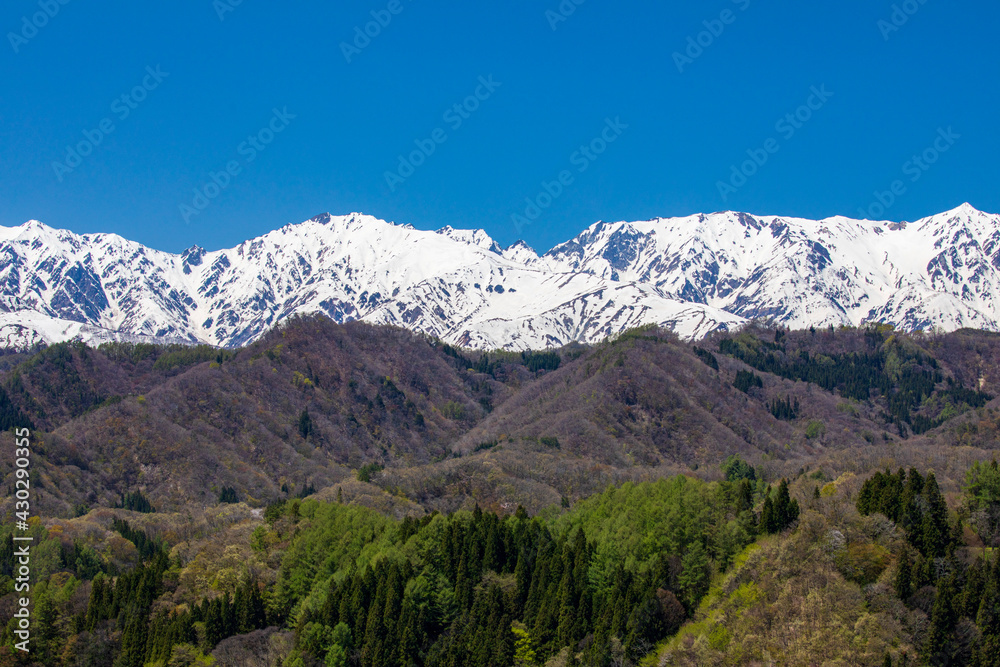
541,203,1000,332
0,204,997,350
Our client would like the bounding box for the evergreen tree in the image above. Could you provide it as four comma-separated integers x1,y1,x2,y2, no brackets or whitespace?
298,409,314,439
921,473,950,558
977,555,1000,665
894,549,913,601
760,491,777,534
678,541,710,612
924,574,958,662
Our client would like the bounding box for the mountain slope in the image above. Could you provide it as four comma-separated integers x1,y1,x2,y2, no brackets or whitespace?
8,318,997,518
2,204,999,350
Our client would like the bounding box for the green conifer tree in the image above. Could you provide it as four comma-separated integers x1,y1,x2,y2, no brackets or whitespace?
894,549,913,601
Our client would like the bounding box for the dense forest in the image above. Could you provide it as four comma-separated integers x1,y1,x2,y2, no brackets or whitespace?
2,318,1000,664
1,456,999,665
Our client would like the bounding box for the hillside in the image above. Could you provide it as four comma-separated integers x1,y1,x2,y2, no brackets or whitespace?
1,317,998,520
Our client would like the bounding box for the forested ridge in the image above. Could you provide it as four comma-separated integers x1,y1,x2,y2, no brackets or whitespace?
2,457,999,665
3,318,1000,664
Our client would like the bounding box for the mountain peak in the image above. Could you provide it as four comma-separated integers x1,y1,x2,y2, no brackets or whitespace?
3,205,1000,351
949,202,983,216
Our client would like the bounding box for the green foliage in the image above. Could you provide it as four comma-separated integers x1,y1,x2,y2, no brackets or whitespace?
722,455,756,482
97,341,160,364
924,574,959,662
857,468,952,557
356,463,384,483
111,518,164,561
441,343,560,378
521,350,561,373
511,621,538,666
677,541,710,611
804,419,825,439
0,382,33,430
717,330,990,434
693,346,719,370
152,345,227,372
538,436,560,449
553,475,757,574
264,499,287,523
114,490,156,513
473,439,499,453
964,459,1000,546
759,480,799,534
894,548,913,600
440,400,466,420
13,342,106,421
298,409,314,439
267,475,755,666
733,369,762,394
219,486,238,504
769,394,799,420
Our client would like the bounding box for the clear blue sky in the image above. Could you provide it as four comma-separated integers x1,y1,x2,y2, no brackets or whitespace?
2,1,998,254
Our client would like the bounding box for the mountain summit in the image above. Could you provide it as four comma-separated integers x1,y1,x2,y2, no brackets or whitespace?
1,205,997,350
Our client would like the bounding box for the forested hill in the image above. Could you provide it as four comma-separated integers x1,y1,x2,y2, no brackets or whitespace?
2,457,999,665
1,317,1000,518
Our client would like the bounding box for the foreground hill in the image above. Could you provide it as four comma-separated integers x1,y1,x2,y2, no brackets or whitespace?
3,204,1000,350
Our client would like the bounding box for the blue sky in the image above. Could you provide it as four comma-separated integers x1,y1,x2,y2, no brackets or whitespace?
2,1,998,254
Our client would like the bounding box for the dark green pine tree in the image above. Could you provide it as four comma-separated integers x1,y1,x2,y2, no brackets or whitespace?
34,589,59,664
737,479,755,512
960,558,986,620
678,541,710,612
760,490,777,534
555,566,578,649
977,556,1000,666
901,468,925,535
360,568,388,667
203,600,224,649
0,532,13,577
923,574,958,662
921,473,949,558
894,549,913,601
396,598,421,667
775,479,793,528
115,612,149,667
298,409,314,439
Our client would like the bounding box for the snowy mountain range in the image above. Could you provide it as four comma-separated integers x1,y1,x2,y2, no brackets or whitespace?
1,203,997,350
